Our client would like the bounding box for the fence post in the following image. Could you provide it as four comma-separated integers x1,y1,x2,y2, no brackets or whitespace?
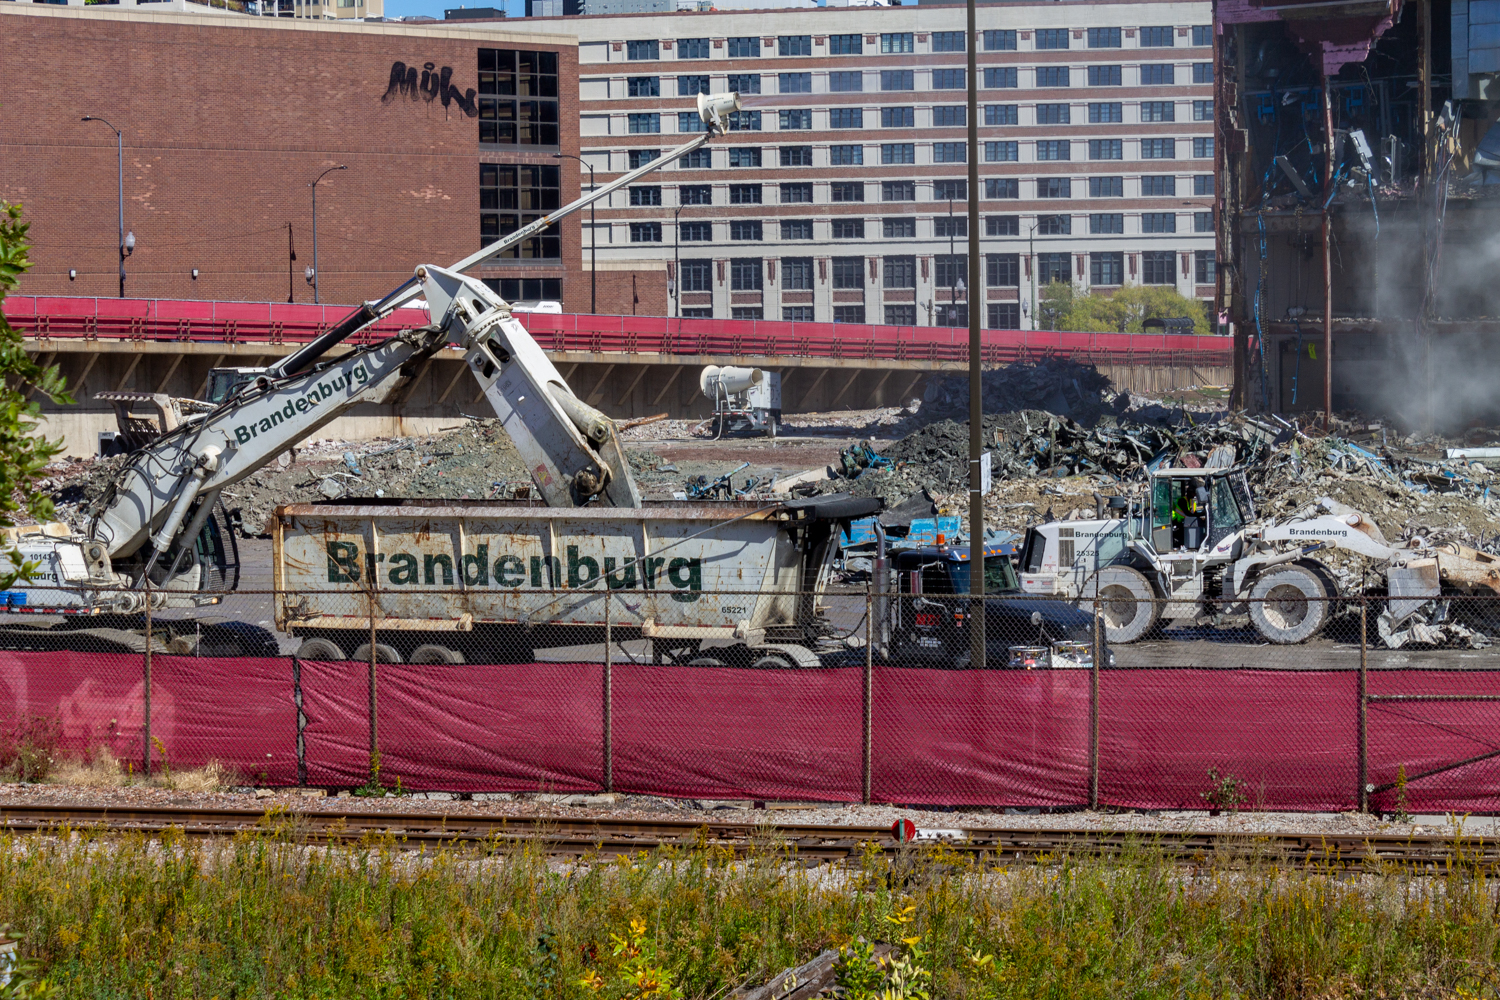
368,591,378,786
143,585,152,778
603,589,613,794
1359,596,1369,812
864,582,873,805
292,656,307,787
1089,604,1101,811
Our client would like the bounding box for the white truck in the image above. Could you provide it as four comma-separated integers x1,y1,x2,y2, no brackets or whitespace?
1016,466,1500,644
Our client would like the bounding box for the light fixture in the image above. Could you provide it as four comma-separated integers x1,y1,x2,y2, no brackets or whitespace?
191,268,199,280
304,265,315,285
696,91,742,130
68,269,77,281
123,231,136,255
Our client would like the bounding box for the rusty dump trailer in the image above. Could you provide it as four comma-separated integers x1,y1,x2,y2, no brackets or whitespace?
270,494,880,666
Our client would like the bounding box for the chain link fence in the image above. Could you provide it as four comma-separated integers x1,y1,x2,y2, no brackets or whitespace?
1,586,1498,813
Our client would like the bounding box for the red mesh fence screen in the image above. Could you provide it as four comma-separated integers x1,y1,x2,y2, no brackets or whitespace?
297,658,377,787
1367,670,1500,815
152,655,297,785
0,651,147,766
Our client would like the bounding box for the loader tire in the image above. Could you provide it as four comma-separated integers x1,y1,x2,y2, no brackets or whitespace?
1249,565,1330,644
1082,566,1160,644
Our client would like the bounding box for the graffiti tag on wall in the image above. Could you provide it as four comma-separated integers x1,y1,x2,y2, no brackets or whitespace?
381,61,478,118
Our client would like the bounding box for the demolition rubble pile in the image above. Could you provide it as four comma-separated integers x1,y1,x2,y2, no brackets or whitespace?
915,357,1117,426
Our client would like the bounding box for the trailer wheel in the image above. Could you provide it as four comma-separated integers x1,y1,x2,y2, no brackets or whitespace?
409,644,466,665
1249,565,1330,643
1082,566,1160,643
295,638,346,660
750,652,797,669
352,642,403,664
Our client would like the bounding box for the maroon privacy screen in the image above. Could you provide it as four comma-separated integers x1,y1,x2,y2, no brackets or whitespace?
3,651,1500,814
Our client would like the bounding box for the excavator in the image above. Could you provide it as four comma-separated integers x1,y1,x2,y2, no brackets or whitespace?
0,94,745,653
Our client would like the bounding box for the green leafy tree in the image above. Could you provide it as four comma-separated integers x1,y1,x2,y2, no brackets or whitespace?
0,203,73,589
1035,280,1077,331
1043,282,1211,335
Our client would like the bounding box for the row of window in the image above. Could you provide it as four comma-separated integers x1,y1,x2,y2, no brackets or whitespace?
627,210,1213,242
620,98,1211,131
625,174,1213,205
622,65,1210,97
623,26,1212,62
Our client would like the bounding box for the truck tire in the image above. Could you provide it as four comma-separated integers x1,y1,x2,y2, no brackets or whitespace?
409,643,466,665
1248,565,1330,643
1083,566,1160,644
295,638,346,660
352,642,403,664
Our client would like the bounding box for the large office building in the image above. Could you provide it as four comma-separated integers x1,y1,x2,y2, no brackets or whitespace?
519,0,1215,328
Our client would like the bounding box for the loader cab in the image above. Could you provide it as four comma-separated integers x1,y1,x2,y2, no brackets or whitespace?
1144,468,1251,554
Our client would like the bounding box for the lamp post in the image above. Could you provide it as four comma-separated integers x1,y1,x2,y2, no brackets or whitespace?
673,203,683,318
554,153,596,314
308,164,345,304
80,116,132,298
948,196,956,327
1028,220,1039,331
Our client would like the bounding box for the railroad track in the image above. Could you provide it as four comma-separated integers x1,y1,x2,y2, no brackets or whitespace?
1,803,1496,868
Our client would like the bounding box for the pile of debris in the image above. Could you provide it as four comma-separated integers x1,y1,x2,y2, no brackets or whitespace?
916,357,1118,426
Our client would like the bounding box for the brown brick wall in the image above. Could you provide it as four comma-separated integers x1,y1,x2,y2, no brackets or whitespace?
0,7,580,307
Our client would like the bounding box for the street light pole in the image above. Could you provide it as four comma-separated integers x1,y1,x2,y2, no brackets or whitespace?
673,203,683,318
965,0,985,664
309,164,346,305
1028,221,1039,330
81,116,129,298
948,196,956,327
554,153,597,313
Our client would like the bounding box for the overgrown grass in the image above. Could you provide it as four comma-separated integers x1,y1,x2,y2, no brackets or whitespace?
0,830,1497,999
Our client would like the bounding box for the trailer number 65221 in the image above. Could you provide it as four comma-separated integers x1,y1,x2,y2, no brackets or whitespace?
722,606,747,616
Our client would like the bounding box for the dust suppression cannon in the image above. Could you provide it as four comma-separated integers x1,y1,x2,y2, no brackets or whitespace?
700,365,781,438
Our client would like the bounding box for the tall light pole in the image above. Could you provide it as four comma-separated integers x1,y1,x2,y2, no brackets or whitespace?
554,152,596,313
81,116,132,298
948,196,957,326
1028,220,1040,330
309,164,345,304
965,0,985,667
673,203,683,318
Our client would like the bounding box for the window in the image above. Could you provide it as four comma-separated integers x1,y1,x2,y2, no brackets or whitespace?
883,180,915,201
1193,100,1213,121
681,259,712,291
681,308,713,318
830,145,864,165
1090,176,1124,197
985,66,1019,88
726,110,762,131
779,34,812,56
933,142,966,163
732,307,764,320
829,71,863,92
933,179,967,200
831,218,866,239
680,221,713,240
834,306,867,324
780,145,813,167
784,306,815,322
1141,101,1175,122
1089,102,1123,123
932,31,965,51
479,163,561,258
679,148,711,169
829,33,862,55
984,29,1017,51
730,257,762,290
729,184,762,204
881,107,915,128
986,215,1019,236
1194,211,1214,232
1037,214,1071,235
628,76,660,97
933,68,966,89
933,254,967,288
629,222,662,242
781,219,813,240
477,49,560,147
629,185,662,206
730,220,763,240
832,256,864,288
986,253,1019,286
1193,62,1213,83
1192,25,1213,46
830,108,864,129
1090,213,1124,234
1036,103,1070,125
728,147,762,167
934,216,968,238
881,32,914,53
883,217,916,237
678,112,707,133
986,178,1019,198
783,257,814,289
628,113,661,134
1193,137,1214,158
985,141,1019,162
1142,250,1174,284
1089,139,1122,160
884,255,916,287
1036,66,1070,87
1142,212,1175,233
1088,27,1122,48
780,72,812,93
1038,252,1070,284
1141,175,1176,196
1142,138,1176,158
886,305,917,325
1140,26,1175,47
1088,65,1122,86
1091,251,1123,284
985,104,1018,125
628,149,661,169
678,75,710,96
626,39,659,60
933,105,967,127
831,181,864,202
1140,64,1175,85
726,35,759,57
781,182,813,203
882,143,915,164
1037,140,1070,161
881,69,915,91
779,109,812,130
1195,250,1215,283
1035,28,1069,49
677,37,710,59
988,303,1021,328
1038,177,1072,198
727,73,761,94
1193,174,1214,196
486,277,562,302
